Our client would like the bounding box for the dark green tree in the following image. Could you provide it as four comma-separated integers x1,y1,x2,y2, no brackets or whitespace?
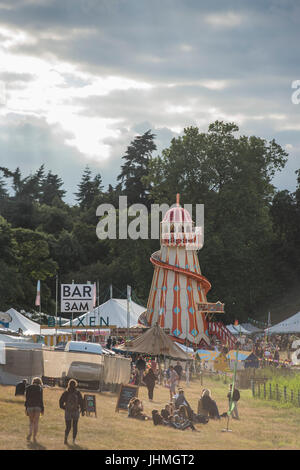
75,166,104,209
117,130,156,206
40,170,66,206
147,121,288,321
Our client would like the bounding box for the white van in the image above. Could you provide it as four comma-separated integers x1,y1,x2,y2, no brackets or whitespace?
64,341,104,355
64,341,115,356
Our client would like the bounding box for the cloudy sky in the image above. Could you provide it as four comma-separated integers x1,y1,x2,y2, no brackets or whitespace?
0,0,299,203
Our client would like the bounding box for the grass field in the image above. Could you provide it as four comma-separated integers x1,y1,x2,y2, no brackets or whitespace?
1,376,300,450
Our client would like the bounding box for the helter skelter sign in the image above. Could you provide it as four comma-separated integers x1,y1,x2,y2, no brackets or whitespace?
61,284,94,313
197,301,225,313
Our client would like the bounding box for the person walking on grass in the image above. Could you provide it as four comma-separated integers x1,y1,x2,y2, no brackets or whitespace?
25,377,44,443
174,362,183,386
168,365,179,401
143,367,156,401
59,379,85,445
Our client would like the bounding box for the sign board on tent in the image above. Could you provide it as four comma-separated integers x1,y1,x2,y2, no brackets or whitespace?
84,394,97,417
61,284,94,313
115,384,139,413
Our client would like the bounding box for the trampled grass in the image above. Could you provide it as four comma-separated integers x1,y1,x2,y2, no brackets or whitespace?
0,376,300,450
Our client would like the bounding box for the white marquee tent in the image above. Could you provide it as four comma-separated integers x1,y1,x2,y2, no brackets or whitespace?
265,311,300,334
62,298,146,329
0,308,42,336
0,309,68,338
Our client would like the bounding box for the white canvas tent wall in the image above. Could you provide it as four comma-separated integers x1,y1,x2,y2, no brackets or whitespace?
0,333,32,344
265,312,300,334
63,298,146,329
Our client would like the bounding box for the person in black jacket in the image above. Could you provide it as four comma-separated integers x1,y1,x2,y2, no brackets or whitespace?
227,384,240,419
25,377,44,443
59,379,85,445
135,356,146,385
15,379,28,396
143,368,156,401
200,389,220,420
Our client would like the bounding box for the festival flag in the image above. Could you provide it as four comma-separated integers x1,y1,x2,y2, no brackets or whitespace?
93,282,97,307
35,280,41,307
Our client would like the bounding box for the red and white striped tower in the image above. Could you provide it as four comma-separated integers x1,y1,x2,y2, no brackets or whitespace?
143,194,212,346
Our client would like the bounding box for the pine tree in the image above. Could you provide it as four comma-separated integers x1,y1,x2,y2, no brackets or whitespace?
0,175,8,199
75,166,104,209
117,130,156,206
40,171,66,205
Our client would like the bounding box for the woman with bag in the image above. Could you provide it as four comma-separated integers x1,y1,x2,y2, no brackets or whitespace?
59,379,85,445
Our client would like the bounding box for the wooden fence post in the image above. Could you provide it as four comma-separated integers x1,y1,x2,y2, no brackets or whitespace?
251,379,255,397
284,386,287,402
276,384,279,401
269,383,272,400
264,383,266,399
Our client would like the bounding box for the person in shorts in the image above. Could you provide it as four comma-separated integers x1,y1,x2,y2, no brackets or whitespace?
24,377,44,443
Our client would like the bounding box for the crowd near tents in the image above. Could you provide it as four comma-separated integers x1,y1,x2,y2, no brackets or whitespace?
1,303,300,386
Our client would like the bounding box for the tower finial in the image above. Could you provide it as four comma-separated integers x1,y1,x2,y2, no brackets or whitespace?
176,193,180,206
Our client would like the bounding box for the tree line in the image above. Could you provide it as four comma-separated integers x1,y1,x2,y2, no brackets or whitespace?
0,121,299,324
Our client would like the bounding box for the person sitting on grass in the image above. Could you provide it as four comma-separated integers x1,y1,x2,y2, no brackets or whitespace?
128,398,150,421
173,405,197,431
199,389,220,420
174,388,193,420
161,404,172,421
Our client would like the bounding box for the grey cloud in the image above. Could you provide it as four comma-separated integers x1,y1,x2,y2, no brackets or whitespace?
0,0,300,197
1,0,299,83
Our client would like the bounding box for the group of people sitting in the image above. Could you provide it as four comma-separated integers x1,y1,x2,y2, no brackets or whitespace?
127,385,240,430
127,387,221,431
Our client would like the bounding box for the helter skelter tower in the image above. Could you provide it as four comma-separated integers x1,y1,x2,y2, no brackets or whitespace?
141,194,224,347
